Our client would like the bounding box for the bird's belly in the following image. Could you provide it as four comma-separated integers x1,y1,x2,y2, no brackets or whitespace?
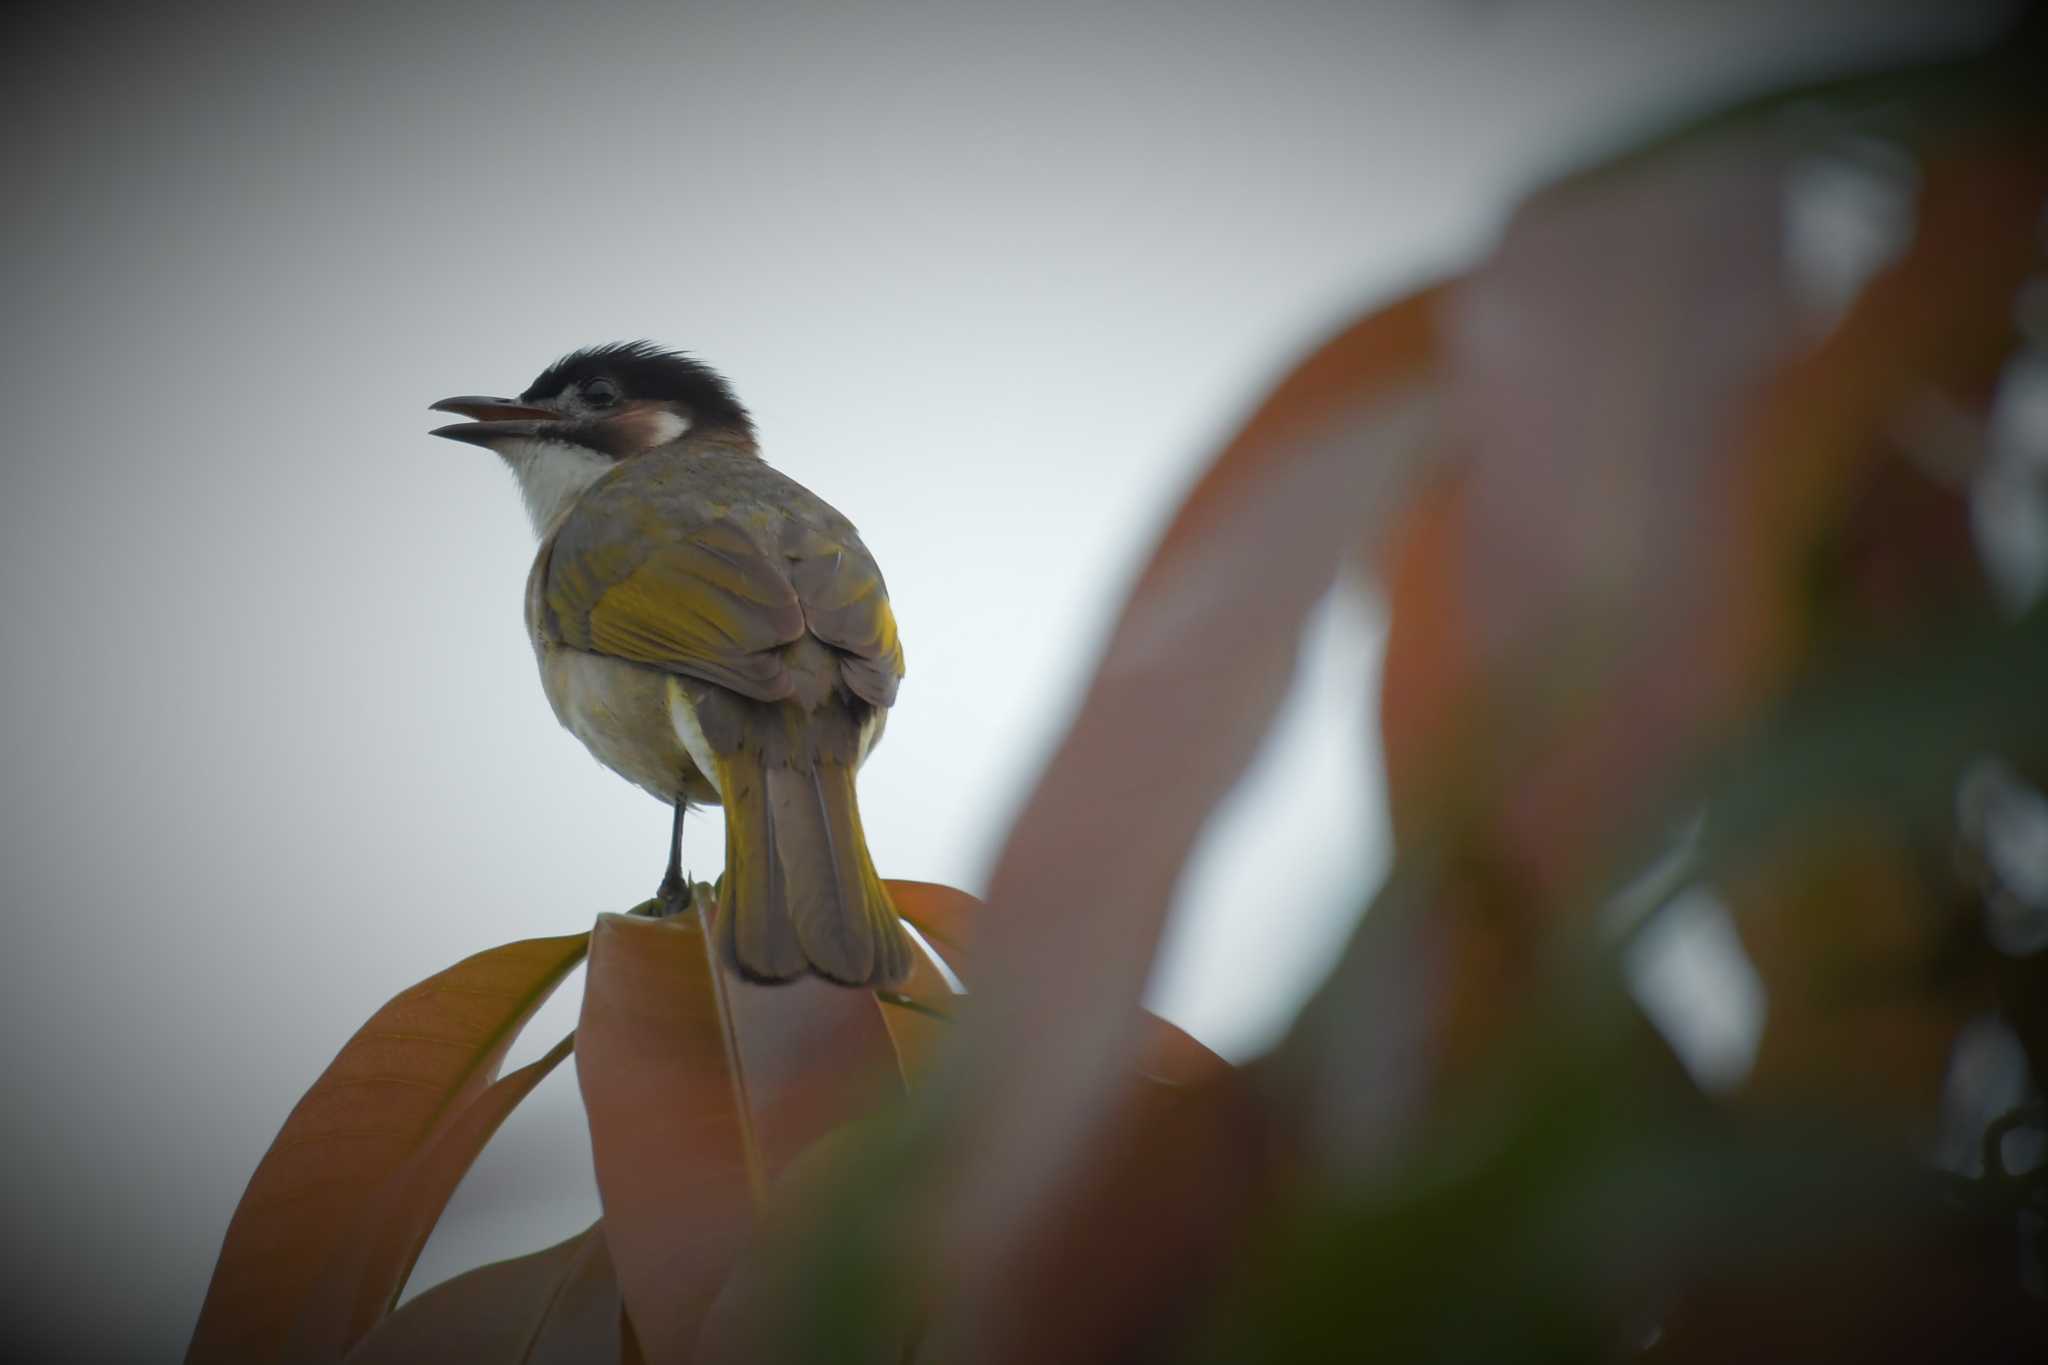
537,647,719,805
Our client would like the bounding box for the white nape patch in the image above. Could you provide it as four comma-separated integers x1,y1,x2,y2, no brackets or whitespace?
497,437,615,535
643,409,691,447
1624,886,1768,1095
666,680,723,798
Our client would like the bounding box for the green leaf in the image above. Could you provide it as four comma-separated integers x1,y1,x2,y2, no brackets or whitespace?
187,932,590,1365
1692,604,2048,871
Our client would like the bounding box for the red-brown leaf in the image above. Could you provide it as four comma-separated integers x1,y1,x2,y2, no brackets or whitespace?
341,1222,631,1365
921,288,1445,1359
880,880,975,1083
887,878,980,974
575,904,903,1363
944,1017,1264,1365
704,1012,1251,1363
285,1034,578,1358
1424,124,2048,905
187,932,591,1365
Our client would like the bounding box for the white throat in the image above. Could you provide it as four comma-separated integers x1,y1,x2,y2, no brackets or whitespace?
498,438,614,535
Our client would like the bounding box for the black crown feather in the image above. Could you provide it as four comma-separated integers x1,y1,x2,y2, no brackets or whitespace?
522,341,752,434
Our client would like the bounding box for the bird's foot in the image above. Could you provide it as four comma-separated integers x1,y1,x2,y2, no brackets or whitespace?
653,871,692,918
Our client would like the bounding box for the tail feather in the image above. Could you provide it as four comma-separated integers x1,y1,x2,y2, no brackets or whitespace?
717,752,909,987
713,749,803,980
807,761,910,986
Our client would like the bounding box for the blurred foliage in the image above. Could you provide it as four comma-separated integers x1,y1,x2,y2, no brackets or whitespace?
192,8,2048,1361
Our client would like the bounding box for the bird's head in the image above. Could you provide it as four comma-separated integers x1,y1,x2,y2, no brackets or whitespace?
430,341,754,460
431,342,755,532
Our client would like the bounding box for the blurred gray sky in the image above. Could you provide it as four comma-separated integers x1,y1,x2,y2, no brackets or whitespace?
0,0,2012,1356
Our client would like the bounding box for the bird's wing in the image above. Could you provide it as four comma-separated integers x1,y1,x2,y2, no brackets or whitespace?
537,481,905,708
785,521,905,708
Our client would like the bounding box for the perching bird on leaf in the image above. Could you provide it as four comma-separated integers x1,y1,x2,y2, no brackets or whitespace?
431,342,912,986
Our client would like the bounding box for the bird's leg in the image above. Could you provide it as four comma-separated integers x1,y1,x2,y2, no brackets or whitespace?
655,802,688,914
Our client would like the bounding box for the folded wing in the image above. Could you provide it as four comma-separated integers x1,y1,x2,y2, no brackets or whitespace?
536,474,905,708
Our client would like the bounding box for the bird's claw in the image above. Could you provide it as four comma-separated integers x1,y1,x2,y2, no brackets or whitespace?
653,871,693,918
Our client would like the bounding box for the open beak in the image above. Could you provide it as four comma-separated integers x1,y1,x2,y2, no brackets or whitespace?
429,395,560,447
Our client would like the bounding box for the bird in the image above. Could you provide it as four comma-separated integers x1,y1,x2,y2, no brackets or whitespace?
429,341,913,986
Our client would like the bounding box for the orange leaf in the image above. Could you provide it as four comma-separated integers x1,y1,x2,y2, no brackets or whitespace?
1724,133,2048,685
1419,122,2048,904
340,1222,631,1365
921,285,1444,1360
886,878,979,974
1374,469,1475,838
699,1012,1242,1364
1148,285,1447,575
575,904,903,1363
286,1034,577,1358
880,880,976,1083
1134,1013,1231,1089
188,933,590,1365
877,966,955,1089
953,1018,1261,1365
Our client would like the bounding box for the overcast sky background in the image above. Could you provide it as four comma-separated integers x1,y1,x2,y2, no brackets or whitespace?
1,1,2015,1357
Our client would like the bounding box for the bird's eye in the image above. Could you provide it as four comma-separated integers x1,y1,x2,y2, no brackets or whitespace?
583,379,620,408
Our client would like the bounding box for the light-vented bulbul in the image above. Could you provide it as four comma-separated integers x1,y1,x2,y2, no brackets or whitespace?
431,342,911,986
